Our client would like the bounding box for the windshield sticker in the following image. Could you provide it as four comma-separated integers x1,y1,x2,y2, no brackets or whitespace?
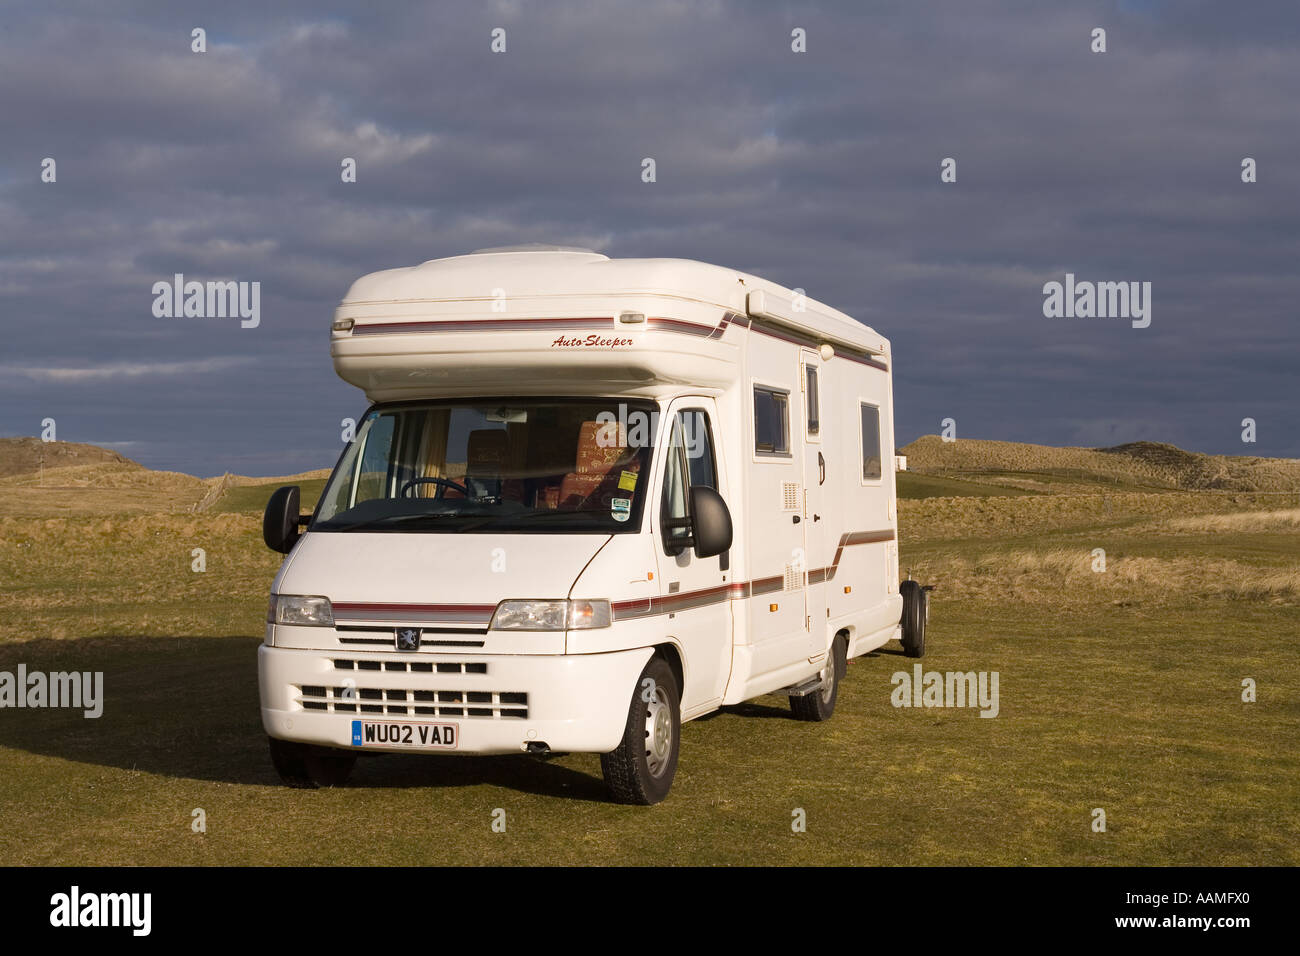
611,497,631,522
618,470,638,491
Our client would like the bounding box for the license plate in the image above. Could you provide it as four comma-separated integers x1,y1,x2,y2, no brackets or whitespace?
351,719,458,750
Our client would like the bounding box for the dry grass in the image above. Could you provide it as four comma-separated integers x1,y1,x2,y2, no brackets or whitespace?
900,435,1300,492
0,513,276,641
1154,508,1300,535
898,491,1296,543
908,547,1300,605
0,437,133,478
0,450,330,517
0,466,211,516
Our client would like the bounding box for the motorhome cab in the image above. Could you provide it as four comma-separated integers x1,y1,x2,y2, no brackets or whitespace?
259,246,928,804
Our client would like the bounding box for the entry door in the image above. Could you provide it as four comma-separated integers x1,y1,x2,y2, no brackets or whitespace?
653,399,733,710
800,349,828,656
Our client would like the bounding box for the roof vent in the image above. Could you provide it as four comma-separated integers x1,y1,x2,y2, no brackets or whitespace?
468,243,602,255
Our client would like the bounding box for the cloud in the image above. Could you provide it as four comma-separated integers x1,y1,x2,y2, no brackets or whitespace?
0,0,1296,474
0,357,256,385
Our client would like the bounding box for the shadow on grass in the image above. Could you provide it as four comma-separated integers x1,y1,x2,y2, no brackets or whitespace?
0,635,607,800
693,646,901,723
697,700,791,721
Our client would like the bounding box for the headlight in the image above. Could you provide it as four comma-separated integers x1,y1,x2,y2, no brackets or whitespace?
270,594,335,627
490,599,611,631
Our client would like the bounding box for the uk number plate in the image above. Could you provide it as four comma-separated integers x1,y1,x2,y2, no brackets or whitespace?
351,719,458,750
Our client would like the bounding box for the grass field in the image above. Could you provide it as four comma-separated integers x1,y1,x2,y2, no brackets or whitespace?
207,478,329,515
896,471,1035,499
0,466,1297,864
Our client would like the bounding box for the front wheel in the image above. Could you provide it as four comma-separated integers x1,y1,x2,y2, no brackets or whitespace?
268,737,356,789
600,656,681,805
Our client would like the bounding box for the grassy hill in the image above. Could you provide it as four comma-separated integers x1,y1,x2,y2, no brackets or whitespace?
898,435,1300,496
0,438,328,516
0,437,137,478
8,435,1298,509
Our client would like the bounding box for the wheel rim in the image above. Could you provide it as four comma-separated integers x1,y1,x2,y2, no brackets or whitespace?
643,686,673,778
820,652,837,703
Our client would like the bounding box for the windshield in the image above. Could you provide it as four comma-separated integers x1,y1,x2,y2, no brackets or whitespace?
312,399,657,533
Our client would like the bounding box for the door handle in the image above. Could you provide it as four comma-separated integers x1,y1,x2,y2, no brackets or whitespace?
818,451,825,486
813,514,821,522
792,515,800,524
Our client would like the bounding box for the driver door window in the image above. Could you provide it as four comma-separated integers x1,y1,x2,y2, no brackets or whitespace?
660,409,717,555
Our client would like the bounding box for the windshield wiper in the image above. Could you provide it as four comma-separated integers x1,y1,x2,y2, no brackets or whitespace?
480,507,623,522
319,506,625,533
317,512,485,532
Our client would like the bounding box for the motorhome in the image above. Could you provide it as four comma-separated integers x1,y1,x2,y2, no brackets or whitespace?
259,246,928,804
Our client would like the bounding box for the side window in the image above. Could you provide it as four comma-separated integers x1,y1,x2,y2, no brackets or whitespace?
860,403,882,480
661,409,718,554
805,366,820,436
753,386,790,456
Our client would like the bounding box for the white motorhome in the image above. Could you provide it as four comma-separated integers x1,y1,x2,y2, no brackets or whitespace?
259,246,928,803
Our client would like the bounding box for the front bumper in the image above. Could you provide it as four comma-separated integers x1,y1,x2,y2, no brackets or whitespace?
258,643,652,755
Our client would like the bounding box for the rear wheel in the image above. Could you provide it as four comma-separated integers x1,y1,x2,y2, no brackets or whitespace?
790,633,846,721
900,580,927,658
601,656,681,805
268,737,356,789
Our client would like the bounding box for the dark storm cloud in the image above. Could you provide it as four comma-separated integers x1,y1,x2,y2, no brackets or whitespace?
1,0,1297,474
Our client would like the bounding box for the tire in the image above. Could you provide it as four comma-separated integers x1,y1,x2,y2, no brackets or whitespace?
900,580,927,658
268,736,356,789
790,633,846,721
600,656,681,805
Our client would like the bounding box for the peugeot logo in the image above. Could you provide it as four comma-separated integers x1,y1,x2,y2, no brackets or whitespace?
395,627,422,651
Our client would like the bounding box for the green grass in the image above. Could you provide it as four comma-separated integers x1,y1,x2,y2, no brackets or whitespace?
0,602,1293,865
209,478,328,515
0,495,1296,865
897,472,1033,499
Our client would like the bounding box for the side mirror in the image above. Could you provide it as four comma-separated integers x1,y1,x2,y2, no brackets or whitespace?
263,485,304,554
688,485,733,559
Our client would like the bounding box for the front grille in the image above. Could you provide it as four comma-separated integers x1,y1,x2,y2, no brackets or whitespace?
296,684,528,719
337,636,486,648
333,659,488,674
335,626,486,649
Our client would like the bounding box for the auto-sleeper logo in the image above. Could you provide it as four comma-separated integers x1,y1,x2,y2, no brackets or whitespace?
151,273,261,328
550,334,633,348
0,665,103,718
49,886,151,936
1042,272,1151,328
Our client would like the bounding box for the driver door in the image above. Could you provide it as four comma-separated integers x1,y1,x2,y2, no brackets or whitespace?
653,398,733,712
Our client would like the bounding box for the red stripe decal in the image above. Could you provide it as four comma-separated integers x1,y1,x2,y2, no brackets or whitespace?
611,529,895,621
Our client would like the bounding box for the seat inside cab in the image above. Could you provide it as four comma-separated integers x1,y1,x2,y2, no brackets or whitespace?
427,412,641,512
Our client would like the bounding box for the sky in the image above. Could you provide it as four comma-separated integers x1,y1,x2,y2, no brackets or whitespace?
1,0,1297,476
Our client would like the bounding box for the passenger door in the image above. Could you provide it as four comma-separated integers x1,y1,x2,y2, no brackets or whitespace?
747,356,815,678
653,400,733,711
800,350,829,656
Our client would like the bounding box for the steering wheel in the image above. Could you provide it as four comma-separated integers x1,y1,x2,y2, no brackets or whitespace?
399,476,471,499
